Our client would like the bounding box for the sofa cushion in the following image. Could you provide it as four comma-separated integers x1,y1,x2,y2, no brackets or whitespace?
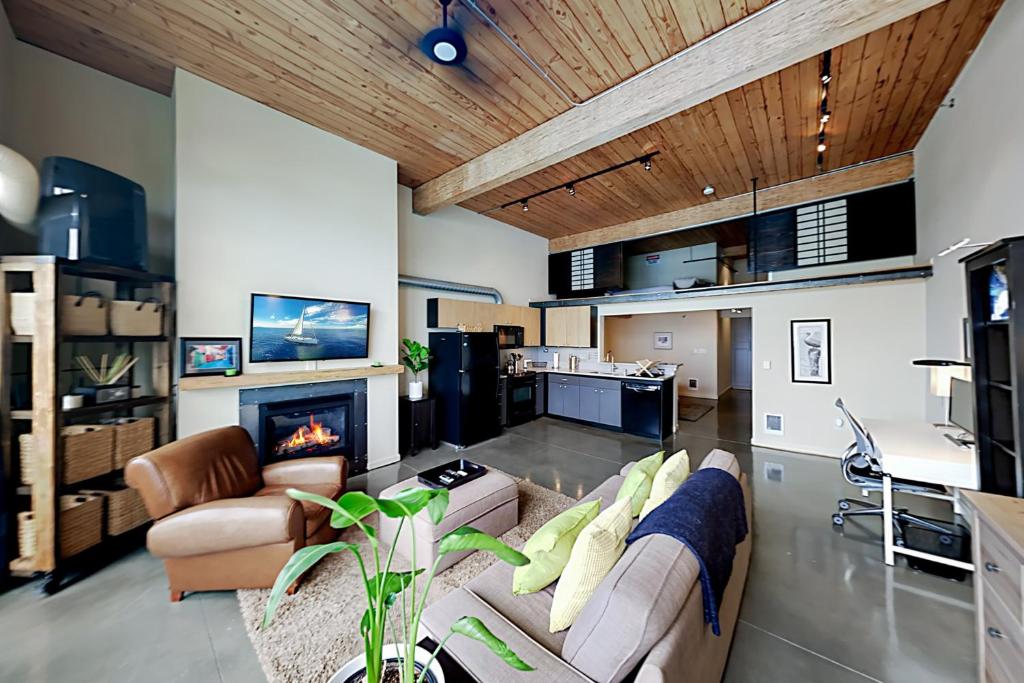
468,560,567,655
700,448,741,477
255,483,343,538
562,533,701,683
549,497,633,632
147,495,304,558
615,451,663,517
422,587,591,682
639,449,690,520
514,499,600,595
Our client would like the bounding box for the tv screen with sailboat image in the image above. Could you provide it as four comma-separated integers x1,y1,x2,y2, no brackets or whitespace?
250,293,370,362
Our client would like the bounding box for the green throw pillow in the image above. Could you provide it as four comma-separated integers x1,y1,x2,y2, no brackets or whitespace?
513,499,601,595
615,451,665,517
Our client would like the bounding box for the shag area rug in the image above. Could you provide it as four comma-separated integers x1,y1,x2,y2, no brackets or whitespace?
237,473,575,683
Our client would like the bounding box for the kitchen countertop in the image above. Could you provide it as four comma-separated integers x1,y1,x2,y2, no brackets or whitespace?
527,367,675,382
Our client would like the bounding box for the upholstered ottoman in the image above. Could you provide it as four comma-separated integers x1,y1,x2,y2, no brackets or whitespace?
379,469,518,573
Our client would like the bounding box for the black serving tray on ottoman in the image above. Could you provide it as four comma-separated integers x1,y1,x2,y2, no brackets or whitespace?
417,459,487,490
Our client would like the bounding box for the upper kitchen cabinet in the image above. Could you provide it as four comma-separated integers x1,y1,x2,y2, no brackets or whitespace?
544,306,595,347
549,243,624,299
427,298,541,346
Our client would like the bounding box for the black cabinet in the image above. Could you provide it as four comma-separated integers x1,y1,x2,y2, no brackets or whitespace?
964,238,1024,497
399,396,438,457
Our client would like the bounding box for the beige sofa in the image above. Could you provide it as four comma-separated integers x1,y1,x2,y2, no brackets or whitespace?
422,448,751,683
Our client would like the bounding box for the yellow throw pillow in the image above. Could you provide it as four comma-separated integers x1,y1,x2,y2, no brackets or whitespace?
615,450,665,517
639,449,690,520
513,499,601,595
549,496,633,632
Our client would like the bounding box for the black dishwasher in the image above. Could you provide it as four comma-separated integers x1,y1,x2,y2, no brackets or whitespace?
621,381,665,440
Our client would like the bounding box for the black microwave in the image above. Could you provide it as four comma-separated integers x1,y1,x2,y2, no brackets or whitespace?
494,325,524,349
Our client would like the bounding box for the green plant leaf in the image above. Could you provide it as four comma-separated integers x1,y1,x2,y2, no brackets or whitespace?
262,541,358,628
426,487,450,525
368,569,425,608
359,608,372,638
325,491,379,529
377,486,448,519
450,616,534,671
438,527,529,566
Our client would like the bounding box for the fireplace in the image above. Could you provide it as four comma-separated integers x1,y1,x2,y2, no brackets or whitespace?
239,379,368,474
261,395,352,463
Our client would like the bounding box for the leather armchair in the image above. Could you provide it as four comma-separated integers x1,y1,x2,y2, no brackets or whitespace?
125,425,347,601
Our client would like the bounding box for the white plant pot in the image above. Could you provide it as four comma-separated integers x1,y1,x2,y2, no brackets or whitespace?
408,380,424,400
329,644,445,683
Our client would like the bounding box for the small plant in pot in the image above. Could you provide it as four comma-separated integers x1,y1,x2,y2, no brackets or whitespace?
401,338,430,401
262,486,534,683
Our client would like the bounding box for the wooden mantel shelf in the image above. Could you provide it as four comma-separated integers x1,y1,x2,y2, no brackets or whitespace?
178,364,403,391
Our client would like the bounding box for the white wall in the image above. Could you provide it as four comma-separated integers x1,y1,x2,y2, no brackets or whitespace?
717,315,732,396
174,70,400,469
398,184,548,390
916,0,1024,420
598,279,928,457
2,39,174,272
603,310,720,399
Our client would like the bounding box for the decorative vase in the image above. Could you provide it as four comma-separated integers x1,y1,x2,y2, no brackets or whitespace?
408,380,424,400
329,644,444,683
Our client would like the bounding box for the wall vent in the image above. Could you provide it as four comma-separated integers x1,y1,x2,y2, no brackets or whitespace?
764,413,784,435
688,378,698,389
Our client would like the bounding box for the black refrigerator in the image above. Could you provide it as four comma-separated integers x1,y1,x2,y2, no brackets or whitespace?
429,331,501,448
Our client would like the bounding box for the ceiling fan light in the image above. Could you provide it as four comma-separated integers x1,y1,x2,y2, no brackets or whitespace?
422,27,468,65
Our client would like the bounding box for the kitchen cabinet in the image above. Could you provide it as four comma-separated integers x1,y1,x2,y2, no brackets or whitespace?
535,373,545,415
547,374,621,427
547,374,581,419
599,386,622,428
580,385,600,423
544,306,594,348
427,298,541,346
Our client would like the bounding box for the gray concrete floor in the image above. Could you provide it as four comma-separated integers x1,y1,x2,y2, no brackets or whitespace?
0,390,975,682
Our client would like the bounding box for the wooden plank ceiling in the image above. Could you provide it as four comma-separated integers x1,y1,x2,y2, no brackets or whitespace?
2,0,1002,239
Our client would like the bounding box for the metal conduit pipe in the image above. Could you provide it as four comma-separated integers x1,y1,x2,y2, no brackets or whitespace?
398,274,503,304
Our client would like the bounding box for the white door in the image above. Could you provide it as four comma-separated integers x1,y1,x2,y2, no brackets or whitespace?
732,317,752,390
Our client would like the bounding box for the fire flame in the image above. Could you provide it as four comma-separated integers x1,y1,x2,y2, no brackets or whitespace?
283,415,334,449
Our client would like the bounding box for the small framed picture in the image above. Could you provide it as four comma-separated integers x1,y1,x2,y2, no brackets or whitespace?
790,319,831,384
180,337,243,377
653,332,673,350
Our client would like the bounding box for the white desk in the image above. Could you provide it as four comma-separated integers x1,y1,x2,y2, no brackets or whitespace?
861,418,978,571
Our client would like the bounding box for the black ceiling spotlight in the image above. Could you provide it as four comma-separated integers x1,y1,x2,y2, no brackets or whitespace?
422,0,468,66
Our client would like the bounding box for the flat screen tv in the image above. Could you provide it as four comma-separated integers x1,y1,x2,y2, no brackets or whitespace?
250,294,370,362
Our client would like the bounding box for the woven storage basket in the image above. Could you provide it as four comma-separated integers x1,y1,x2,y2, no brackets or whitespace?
109,298,163,336
104,417,155,468
61,425,114,484
18,494,104,559
9,291,108,336
80,486,150,535
18,433,34,485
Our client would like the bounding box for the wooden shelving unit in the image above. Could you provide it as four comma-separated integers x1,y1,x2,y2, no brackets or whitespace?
964,239,1024,498
0,256,175,590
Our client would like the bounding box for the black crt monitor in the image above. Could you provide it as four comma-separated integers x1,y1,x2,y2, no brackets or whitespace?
949,377,975,435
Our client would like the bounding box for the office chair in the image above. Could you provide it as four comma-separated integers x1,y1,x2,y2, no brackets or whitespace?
832,398,951,542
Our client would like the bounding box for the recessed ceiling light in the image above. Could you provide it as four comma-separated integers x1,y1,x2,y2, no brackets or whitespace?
703,185,715,196
422,0,467,66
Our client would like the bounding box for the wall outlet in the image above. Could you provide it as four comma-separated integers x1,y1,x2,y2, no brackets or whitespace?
688,378,699,390
762,360,772,370
764,413,784,435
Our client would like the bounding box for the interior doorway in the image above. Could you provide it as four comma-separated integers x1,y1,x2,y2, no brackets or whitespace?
732,317,752,390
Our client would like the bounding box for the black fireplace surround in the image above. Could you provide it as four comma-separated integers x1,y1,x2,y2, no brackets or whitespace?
239,379,368,474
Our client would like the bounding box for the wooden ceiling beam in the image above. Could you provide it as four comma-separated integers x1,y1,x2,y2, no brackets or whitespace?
413,0,944,215
547,153,915,253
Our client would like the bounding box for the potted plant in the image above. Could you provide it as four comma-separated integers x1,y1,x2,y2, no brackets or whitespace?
401,338,430,400
262,486,534,683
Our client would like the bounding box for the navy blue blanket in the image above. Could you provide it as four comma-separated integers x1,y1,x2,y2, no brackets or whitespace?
626,467,747,636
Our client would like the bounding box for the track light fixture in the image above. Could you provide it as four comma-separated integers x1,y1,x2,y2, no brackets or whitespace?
489,152,660,214
422,0,468,65
817,49,832,170
703,185,715,196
